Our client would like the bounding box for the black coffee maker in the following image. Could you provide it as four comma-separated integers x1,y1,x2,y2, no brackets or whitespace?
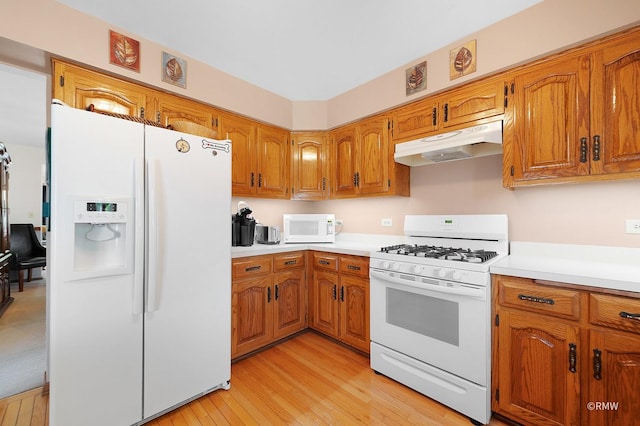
232,201,256,246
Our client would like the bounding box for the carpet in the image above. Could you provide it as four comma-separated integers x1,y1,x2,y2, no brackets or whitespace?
0,279,46,399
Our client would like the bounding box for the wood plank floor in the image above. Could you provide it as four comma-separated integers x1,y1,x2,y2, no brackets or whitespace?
1,331,510,425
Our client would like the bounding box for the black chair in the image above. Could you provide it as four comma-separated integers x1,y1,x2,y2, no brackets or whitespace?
9,223,46,292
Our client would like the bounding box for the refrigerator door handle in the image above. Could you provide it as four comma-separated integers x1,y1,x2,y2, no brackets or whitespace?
146,159,159,313
133,159,144,315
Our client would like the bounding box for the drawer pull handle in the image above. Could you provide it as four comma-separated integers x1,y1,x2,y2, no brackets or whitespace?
245,265,261,272
332,285,337,300
593,349,602,380
347,265,361,271
275,284,279,301
517,294,555,305
569,343,577,373
619,311,640,320
284,260,297,266
340,286,345,302
267,286,271,303
319,260,331,266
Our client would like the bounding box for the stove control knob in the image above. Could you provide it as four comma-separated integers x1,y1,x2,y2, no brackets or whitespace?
452,270,462,280
391,262,400,271
436,268,447,278
413,265,424,274
381,261,390,269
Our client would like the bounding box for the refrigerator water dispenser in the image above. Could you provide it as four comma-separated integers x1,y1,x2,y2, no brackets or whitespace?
71,198,134,279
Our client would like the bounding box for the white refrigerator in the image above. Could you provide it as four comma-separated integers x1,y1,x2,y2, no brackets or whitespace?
48,103,231,425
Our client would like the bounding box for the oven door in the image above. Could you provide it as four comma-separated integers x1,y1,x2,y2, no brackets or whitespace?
370,268,490,386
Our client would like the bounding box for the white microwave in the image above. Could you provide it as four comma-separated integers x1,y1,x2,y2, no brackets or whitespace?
283,214,336,244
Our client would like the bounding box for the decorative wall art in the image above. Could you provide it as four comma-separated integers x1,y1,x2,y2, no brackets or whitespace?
406,61,427,96
109,30,140,72
449,40,477,80
162,52,187,88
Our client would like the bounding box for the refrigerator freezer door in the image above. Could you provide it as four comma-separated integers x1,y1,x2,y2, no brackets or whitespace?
142,126,231,419
49,105,145,426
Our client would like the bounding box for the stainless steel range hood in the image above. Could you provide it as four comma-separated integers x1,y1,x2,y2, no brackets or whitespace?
394,120,502,166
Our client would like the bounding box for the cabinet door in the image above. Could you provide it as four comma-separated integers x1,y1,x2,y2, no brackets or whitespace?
291,133,328,200
331,127,358,198
256,126,289,199
222,114,257,196
273,269,306,339
339,275,369,353
588,330,640,426
231,275,273,358
591,36,640,175
440,78,505,129
497,310,580,426
149,94,217,135
53,60,149,117
510,54,591,182
310,270,340,338
357,118,389,195
392,98,440,142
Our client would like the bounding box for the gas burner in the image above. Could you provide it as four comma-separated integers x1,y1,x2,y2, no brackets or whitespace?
379,244,498,263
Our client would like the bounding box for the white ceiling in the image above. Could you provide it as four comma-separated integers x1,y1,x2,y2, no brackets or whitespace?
0,0,542,149
58,0,541,101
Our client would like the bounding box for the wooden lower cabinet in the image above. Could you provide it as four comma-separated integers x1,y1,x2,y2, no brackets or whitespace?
493,275,640,426
310,252,369,353
496,309,581,425
232,252,306,359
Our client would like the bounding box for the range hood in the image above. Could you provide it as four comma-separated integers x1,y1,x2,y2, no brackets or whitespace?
394,120,503,166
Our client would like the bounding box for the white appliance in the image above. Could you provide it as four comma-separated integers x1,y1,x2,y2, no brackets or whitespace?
394,120,503,166
48,103,232,426
282,213,335,243
369,214,508,425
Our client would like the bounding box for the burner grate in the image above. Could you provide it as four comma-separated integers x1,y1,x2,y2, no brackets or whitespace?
379,244,498,263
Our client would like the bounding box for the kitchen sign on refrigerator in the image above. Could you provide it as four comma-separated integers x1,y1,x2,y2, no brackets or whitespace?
48,103,232,425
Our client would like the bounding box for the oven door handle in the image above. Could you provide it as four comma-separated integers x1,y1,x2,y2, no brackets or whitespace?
370,270,485,299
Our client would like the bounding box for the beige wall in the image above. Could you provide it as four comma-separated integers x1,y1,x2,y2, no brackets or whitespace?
239,156,640,248
327,0,640,128
2,0,639,248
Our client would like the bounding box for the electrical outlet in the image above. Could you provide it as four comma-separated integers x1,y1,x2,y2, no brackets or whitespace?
625,219,640,234
381,218,393,227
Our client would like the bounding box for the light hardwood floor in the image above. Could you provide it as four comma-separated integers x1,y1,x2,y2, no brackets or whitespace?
1,331,510,425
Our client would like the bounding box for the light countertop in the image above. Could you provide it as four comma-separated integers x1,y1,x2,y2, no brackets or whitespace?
231,233,406,258
490,241,640,293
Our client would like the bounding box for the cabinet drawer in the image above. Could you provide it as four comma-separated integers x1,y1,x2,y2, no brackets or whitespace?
312,253,339,271
497,277,581,320
339,256,369,277
590,293,640,334
273,252,305,271
232,256,272,278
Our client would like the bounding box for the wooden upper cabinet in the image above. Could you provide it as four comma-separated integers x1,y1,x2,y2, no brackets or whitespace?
508,53,591,184
221,114,257,196
391,98,440,142
256,126,289,199
390,76,504,144
439,78,505,129
290,132,328,200
357,118,389,195
52,59,150,117
331,126,358,198
148,93,220,136
504,27,640,187
330,116,408,199
591,34,640,175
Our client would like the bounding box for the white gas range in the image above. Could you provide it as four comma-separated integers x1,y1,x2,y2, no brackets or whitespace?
369,214,508,425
